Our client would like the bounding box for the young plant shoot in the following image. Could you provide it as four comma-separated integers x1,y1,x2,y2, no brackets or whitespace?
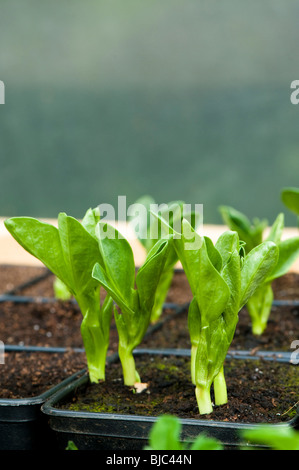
281,186,299,227
129,196,200,323
4,208,113,383
154,214,279,415
53,277,72,301
92,221,170,386
146,415,223,451
219,206,299,335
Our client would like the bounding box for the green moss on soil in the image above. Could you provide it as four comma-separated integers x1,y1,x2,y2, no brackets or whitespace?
60,354,299,424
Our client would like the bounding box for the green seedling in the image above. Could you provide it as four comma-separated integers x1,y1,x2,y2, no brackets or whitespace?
281,186,299,227
153,213,279,414
145,415,223,451
4,208,113,383
219,205,268,253
219,205,299,335
242,425,299,450
92,221,170,386
53,277,72,301
129,195,200,323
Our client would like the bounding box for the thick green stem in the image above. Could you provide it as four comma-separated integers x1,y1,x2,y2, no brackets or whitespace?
195,385,213,415
246,283,274,336
119,346,141,386
77,292,113,383
213,366,228,406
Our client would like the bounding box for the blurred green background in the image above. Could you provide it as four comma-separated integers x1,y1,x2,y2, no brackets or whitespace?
1,0,299,225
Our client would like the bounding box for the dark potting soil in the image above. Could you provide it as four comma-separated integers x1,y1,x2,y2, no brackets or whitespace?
1,265,299,302
10,267,193,305
0,265,48,294
0,299,177,354
0,300,122,353
142,303,299,352
1,350,86,399
59,354,299,425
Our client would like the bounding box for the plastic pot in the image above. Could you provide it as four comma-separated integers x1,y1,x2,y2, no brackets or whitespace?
41,348,299,450
0,346,86,450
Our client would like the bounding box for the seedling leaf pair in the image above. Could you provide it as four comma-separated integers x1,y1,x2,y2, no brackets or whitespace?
4,210,113,383
129,196,200,323
154,213,279,414
220,206,299,335
92,222,170,385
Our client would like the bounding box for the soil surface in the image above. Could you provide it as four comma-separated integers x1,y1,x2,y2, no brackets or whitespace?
59,353,299,425
0,265,49,295
1,350,86,399
0,299,176,354
1,265,299,302
0,266,192,304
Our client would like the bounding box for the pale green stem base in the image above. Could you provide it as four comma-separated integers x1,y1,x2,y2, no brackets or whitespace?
213,366,228,406
195,385,213,415
86,354,106,383
77,292,113,384
247,283,273,336
119,347,141,386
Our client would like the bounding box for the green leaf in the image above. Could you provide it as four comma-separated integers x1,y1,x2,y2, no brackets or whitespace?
215,230,239,266
57,213,100,296
194,239,230,327
246,283,274,335
53,277,72,301
4,217,71,288
240,241,279,308
281,187,299,216
92,262,135,317
220,250,241,336
243,425,299,450
204,236,223,271
219,205,267,252
136,238,169,314
266,236,299,282
81,206,101,240
147,416,182,450
95,221,136,306
4,214,101,298
189,434,223,451
265,213,284,244
170,219,204,296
